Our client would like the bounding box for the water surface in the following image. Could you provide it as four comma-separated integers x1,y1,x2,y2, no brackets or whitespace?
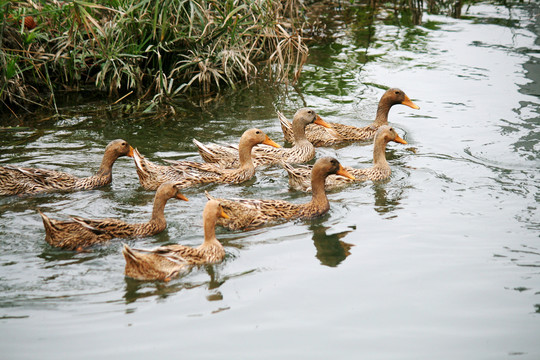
1,2,539,359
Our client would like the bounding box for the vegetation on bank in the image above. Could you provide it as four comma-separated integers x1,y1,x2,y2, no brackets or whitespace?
1,0,473,116
1,0,309,115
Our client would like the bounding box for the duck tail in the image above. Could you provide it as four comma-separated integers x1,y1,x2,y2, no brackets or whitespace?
204,190,216,201
38,210,58,246
122,243,141,262
193,139,217,163
277,111,293,140
132,148,146,172
277,111,291,129
38,210,52,229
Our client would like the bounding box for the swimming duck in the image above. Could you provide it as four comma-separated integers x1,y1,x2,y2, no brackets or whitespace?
205,157,355,230
0,139,134,196
132,129,279,190
284,126,407,192
194,108,332,168
167,129,280,184
39,182,188,250
122,199,229,281
280,88,419,146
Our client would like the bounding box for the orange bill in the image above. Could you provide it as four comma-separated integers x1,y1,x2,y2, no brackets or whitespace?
314,115,332,128
176,193,189,201
393,134,407,145
401,95,420,110
336,165,355,180
262,135,281,148
127,146,135,157
220,209,230,219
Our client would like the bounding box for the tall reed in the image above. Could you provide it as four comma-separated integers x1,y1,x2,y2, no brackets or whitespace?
1,0,309,113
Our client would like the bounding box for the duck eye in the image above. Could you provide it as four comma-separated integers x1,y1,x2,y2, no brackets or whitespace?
256,131,260,134
395,91,400,95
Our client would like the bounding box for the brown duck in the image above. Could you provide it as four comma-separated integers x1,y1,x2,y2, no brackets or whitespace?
39,182,188,250
280,88,419,146
205,157,355,230
0,139,134,196
122,199,229,281
284,126,408,192
133,129,279,190
194,108,332,168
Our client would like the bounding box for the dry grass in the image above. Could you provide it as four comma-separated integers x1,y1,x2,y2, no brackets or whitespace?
1,0,310,113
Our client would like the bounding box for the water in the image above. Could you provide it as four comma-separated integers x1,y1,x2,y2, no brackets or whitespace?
1,2,539,359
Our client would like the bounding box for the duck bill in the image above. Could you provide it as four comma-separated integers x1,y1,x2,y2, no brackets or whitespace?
394,134,408,145
314,115,332,128
262,136,281,148
336,165,355,180
176,193,189,201
401,95,420,110
220,209,230,219
127,146,135,157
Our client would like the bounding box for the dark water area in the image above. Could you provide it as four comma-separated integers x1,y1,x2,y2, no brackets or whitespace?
1,2,539,359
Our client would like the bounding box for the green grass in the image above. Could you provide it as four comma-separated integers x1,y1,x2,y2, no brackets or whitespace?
0,0,309,113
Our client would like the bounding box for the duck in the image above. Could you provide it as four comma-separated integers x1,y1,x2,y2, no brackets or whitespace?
167,129,280,184
0,139,134,196
39,182,188,250
122,199,229,281
280,88,419,146
194,108,332,168
283,126,407,192
132,129,280,191
205,157,355,230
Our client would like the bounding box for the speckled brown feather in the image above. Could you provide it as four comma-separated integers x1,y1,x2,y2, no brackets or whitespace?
284,126,406,192
0,139,134,196
133,129,279,190
132,148,193,190
205,157,354,230
195,108,330,168
40,182,188,250
122,200,227,281
167,129,279,184
280,88,419,146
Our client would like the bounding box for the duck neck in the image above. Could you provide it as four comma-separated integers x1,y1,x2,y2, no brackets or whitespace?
149,192,169,227
372,136,389,168
292,120,310,145
96,150,118,178
203,215,218,245
373,99,393,127
238,138,255,170
309,169,329,209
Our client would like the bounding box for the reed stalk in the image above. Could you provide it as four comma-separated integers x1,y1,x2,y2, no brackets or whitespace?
1,0,309,113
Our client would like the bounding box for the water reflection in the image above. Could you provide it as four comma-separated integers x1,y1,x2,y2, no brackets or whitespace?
309,223,354,267
123,265,226,305
373,183,403,217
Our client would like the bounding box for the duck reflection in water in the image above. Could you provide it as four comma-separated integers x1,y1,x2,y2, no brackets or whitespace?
309,222,354,267
373,183,405,218
123,264,225,305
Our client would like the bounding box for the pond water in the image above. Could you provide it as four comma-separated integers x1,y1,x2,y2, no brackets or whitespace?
1,2,539,359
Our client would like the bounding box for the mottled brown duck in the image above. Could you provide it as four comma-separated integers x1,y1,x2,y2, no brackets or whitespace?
39,182,188,250
133,129,279,190
284,126,407,192
280,88,419,146
205,157,355,230
0,139,134,196
122,199,229,281
167,129,280,183
194,108,332,168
